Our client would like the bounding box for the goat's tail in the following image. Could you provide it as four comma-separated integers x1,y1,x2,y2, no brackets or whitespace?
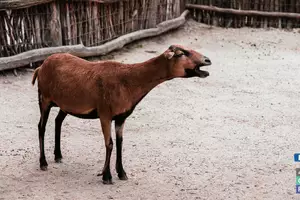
32,66,41,85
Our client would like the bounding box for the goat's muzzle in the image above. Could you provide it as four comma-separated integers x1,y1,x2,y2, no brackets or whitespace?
194,56,211,78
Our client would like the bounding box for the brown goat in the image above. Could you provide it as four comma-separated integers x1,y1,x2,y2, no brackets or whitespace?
32,45,212,184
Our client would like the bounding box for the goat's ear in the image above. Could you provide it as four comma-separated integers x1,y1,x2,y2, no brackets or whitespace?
165,51,175,60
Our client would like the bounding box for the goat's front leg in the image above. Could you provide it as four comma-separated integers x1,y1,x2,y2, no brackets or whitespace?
99,118,113,184
115,119,128,180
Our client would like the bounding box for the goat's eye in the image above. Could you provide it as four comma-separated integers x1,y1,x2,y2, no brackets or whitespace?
175,50,184,57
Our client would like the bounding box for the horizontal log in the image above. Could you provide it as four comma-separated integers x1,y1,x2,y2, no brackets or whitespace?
186,4,300,19
0,10,190,71
0,0,124,10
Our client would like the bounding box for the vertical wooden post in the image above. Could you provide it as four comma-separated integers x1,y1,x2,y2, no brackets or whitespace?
131,0,138,30
143,0,149,28
180,0,185,14
211,0,218,26
241,0,246,27
77,3,83,44
253,0,259,27
34,7,42,48
139,0,144,29
173,0,180,18
93,2,100,45
65,3,72,45
237,0,242,28
269,0,274,27
166,0,172,20
119,1,124,34
230,0,237,28
99,3,103,42
25,8,34,50
274,0,281,28
287,0,295,29
107,4,115,36
50,1,62,46
195,0,202,23
149,0,157,27
206,0,211,25
263,0,269,28
0,11,9,57
87,1,93,45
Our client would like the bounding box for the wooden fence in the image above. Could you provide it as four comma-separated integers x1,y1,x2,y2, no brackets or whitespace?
186,0,300,29
0,0,184,59
3,0,299,71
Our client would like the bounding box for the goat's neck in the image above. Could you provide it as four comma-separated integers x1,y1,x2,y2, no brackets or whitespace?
125,55,172,100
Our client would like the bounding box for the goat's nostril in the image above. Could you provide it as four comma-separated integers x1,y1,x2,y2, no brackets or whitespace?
204,58,211,64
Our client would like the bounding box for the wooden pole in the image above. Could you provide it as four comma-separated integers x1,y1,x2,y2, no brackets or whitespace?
253,0,259,27
149,0,158,28
119,1,124,34
93,2,100,45
180,0,185,15
49,1,62,46
0,11,9,57
66,3,71,45
34,7,42,48
263,0,269,28
287,0,295,29
275,0,281,28
270,0,274,27
211,0,218,26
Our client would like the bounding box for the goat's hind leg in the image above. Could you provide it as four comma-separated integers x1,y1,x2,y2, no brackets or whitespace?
38,93,52,171
54,109,67,163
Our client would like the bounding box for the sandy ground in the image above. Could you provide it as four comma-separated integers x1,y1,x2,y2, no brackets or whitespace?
1,19,300,200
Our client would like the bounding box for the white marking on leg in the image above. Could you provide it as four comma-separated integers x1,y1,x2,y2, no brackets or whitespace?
115,125,122,133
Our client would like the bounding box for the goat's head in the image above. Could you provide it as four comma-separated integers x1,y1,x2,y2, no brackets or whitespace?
164,45,212,78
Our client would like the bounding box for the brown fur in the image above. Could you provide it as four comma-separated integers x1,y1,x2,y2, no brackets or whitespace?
32,45,212,184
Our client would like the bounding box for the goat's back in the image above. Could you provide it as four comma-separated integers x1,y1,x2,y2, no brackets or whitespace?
37,53,108,114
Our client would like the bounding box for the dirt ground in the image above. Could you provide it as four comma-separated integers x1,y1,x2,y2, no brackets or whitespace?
1,19,300,200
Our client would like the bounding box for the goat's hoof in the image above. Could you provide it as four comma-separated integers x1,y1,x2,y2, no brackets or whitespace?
55,158,62,163
40,165,48,171
40,159,48,171
102,179,113,185
118,173,128,180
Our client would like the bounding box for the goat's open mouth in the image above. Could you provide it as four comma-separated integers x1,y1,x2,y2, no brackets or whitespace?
194,64,210,78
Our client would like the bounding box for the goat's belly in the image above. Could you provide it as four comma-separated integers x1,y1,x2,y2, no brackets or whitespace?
54,103,99,119
52,98,98,118
65,109,99,119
